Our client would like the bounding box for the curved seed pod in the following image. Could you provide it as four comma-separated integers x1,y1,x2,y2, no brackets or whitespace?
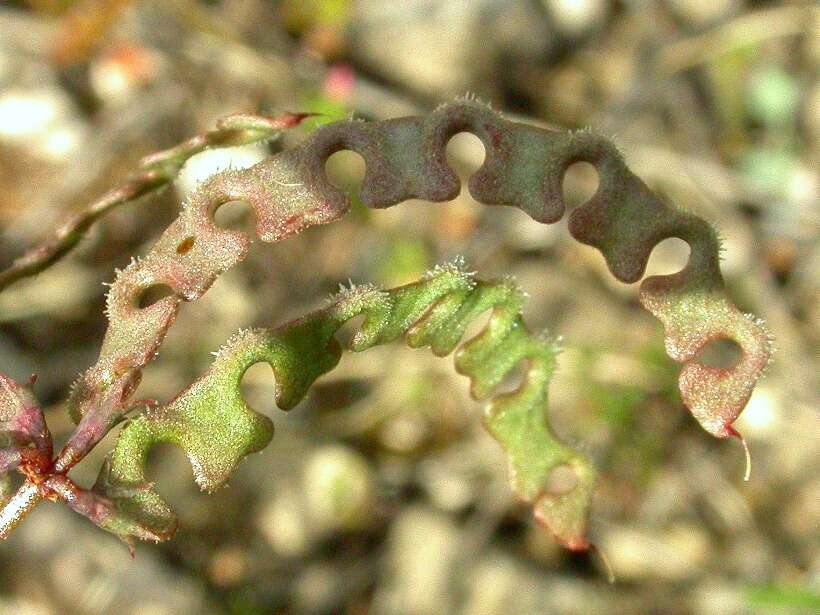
60,99,768,546
100,262,594,549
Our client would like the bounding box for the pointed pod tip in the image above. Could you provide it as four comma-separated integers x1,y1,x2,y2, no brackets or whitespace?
589,542,616,584
120,536,136,559
279,112,321,128
726,425,751,482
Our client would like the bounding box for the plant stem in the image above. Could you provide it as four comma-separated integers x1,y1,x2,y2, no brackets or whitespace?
0,480,43,540
0,112,307,293
0,173,166,292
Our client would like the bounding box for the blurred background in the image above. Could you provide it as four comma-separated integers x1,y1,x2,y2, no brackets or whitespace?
0,0,818,613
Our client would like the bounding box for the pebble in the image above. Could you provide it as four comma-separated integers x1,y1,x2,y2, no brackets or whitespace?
544,0,608,37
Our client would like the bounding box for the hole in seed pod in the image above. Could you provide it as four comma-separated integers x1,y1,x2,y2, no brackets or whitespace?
145,442,193,486
460,308,494,347
696,337,743,370
213,200,254,231
445,132,486,181
494,358,531,396
176,236,196,254
137,284,175,309
325,150,366,195
309,378,373,413
645,237,691,276
240,361,278,415
335,314,367,349
562,161,599,209
544,464,578,496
